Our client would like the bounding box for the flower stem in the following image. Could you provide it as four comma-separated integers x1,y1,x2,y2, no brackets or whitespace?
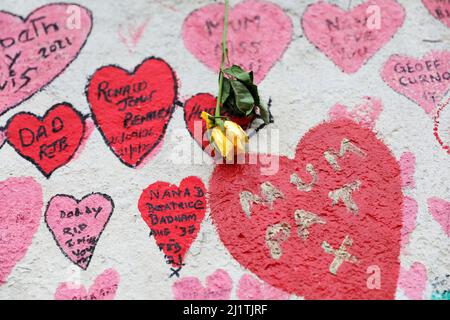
215,0,229,122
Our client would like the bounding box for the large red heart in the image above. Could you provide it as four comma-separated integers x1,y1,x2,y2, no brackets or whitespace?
381,51,450,115
0,3,92,115
184,93,255,155
138,176,206,269
86,57,177,167
6,103,85,177
302,0,405,74
182,0,293,84
422,0,450,28
209,120,403,299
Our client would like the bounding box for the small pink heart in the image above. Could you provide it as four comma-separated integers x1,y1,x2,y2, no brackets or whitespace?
302,0,405,74
399,262,427,300
422,0,450,28
237,274,290,300
399,152,416,190
381,50,450,115
172,269,232,300
0,4,92,116
54,268,120,300
428,197,450,237
401,197,418,250
0,177,43,284
182,0,293,84
45,193,114,270
328,97,383,129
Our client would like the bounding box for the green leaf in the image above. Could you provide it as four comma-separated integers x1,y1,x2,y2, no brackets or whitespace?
221,78,231,105
223,65,252,85
246,83,261,106
229,80,254,115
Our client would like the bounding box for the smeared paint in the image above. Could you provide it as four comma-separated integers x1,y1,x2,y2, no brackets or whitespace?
237,274,290,300
172,269,232,300
328,97,383,129
54,268,120,300
428,197,450,237
399,262,427,300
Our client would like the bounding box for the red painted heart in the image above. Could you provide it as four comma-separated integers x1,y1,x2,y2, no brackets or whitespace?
422,0,450,28
209,120,403,299
381,51,450,115
182,0,293,84
0,3,92,115
6,103,85,177
86,57,178,167
302,0,405,74
183,93,255,155
138,176,206,269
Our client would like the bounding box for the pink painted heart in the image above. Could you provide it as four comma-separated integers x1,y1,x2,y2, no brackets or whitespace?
0,177,43,284
401,197,418,250
328,96,383,129
172,269,232,300
302,0,405,74
399,152,416,190
54,268,120,300
182,0,293,84
399,262,427,300
422,0,450,28
428,197,450,237
0,3,92,115
237,274,290,300
381,51,450,115
45,193,114,270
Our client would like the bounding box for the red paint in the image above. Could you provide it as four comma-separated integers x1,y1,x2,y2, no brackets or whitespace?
184,93,255,155
422,0,450,28
209,120,403,299
138,176,206,268
0,4,92,115
182,0,293,84
87,57,178,167
381,51,450,115
434,97,450,155
6,103,85,177
302,0,405,74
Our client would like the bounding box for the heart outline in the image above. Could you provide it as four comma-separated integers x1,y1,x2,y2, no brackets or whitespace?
5,102,86,178
0,3,93,116
44,192,115,270
85,56,179,168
